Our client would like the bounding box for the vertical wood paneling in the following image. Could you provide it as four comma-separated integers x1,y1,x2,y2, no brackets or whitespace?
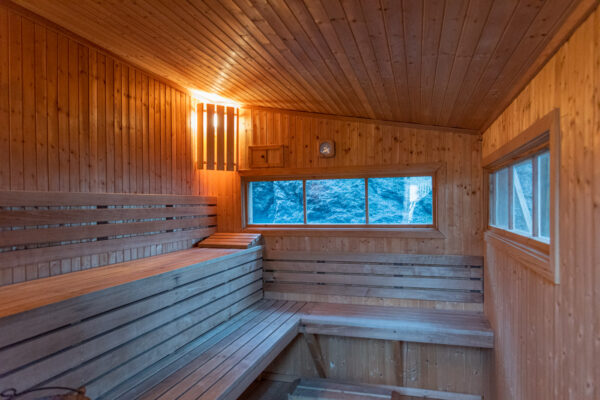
216,104,225,170
0,4,206,285
206,103,215,170
226,106,235,171
0,6,9,191
482,8,600,400
232,108,483,275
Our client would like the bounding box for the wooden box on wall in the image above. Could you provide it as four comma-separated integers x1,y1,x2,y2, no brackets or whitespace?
248,145,285,168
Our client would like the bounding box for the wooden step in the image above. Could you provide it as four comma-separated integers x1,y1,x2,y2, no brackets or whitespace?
287,378,482,400
198,233,262,249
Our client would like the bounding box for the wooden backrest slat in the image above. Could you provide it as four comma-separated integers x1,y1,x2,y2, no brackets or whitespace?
0,216,216,247
0,191,218,285
263,250,484,305
264,250,483,266
0,205,216,226
0,190,216,206
0,228,214,272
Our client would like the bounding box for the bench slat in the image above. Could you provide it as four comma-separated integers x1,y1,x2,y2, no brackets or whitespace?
264,250,483,266
0,190,216,207
300,303,493,348
264,260,483,279
202,303,306,400
121,300,279,400
0,205,216,226
0,216,216,247
163,301,302,400
265,282,483,303
264,271,482,291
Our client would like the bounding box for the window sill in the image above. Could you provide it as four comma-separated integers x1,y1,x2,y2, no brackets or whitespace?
484,229,558,284
243,227,446,238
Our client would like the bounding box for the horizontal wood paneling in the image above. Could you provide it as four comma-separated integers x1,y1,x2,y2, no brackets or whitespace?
8,0,591,130
481,7,600,400
0,247,263,399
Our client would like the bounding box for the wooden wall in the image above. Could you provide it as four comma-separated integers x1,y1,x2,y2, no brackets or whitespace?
482,5,600,400
236,107,484,310
0,3,201,196
265,336,490,399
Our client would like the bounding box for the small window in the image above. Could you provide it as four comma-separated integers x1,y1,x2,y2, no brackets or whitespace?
489,150,549,242
248,180,304,224
368,176,433,224
306,179,365,224
246,175,434,227
483,108,560,284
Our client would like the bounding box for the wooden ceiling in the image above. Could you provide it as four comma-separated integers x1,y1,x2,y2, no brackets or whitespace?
10,0,595,130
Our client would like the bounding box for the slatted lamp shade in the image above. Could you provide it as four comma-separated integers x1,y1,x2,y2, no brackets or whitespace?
196,103,238,171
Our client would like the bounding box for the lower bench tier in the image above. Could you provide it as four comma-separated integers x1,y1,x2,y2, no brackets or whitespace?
0,247,492,400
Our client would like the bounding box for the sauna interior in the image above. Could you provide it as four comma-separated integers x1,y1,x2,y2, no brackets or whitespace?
0,1,598,399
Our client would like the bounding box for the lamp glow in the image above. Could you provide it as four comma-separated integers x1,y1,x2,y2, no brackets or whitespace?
189,89,240,108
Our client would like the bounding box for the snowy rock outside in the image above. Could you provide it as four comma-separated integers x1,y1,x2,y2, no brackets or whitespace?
249,177,433,225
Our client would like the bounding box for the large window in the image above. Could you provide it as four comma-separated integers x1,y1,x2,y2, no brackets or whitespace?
483,108,560,284
247,175,434,226
489,150,550,242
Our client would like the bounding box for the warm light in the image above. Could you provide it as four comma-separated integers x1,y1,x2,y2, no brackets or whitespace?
213,113,218,128
189,89,241,108
190,110,198,132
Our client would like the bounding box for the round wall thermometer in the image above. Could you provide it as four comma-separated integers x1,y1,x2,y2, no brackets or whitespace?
318,140,335,158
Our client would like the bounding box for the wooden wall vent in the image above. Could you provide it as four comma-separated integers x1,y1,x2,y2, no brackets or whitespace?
197,103,238,171
248,145,285,168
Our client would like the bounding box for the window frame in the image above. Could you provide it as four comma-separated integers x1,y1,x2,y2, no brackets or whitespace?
488,149,550,242
239,163,444,238
483,109,560,284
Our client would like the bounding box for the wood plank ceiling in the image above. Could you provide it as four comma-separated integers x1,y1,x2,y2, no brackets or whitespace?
9,0,592,130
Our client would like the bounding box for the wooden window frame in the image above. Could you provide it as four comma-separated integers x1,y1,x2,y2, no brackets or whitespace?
483,109,560,284
239,163,445,238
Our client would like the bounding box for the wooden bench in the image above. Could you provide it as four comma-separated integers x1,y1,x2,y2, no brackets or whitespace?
263,251,484,306
0,246,264,399
122,300,307,400
101,300,492,400
0,257,492,399
0,190,492,399
301,302,493,348
0,190,217,285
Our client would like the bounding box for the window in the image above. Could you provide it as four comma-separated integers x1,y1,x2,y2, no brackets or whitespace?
483,108,560,284
246,175,434,226
489,150,549,242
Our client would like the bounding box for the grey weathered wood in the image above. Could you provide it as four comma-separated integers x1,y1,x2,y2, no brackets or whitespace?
263,251,484,304
300,303,493,348
303,333,327,378
289,378,483,400
0,247,264,399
